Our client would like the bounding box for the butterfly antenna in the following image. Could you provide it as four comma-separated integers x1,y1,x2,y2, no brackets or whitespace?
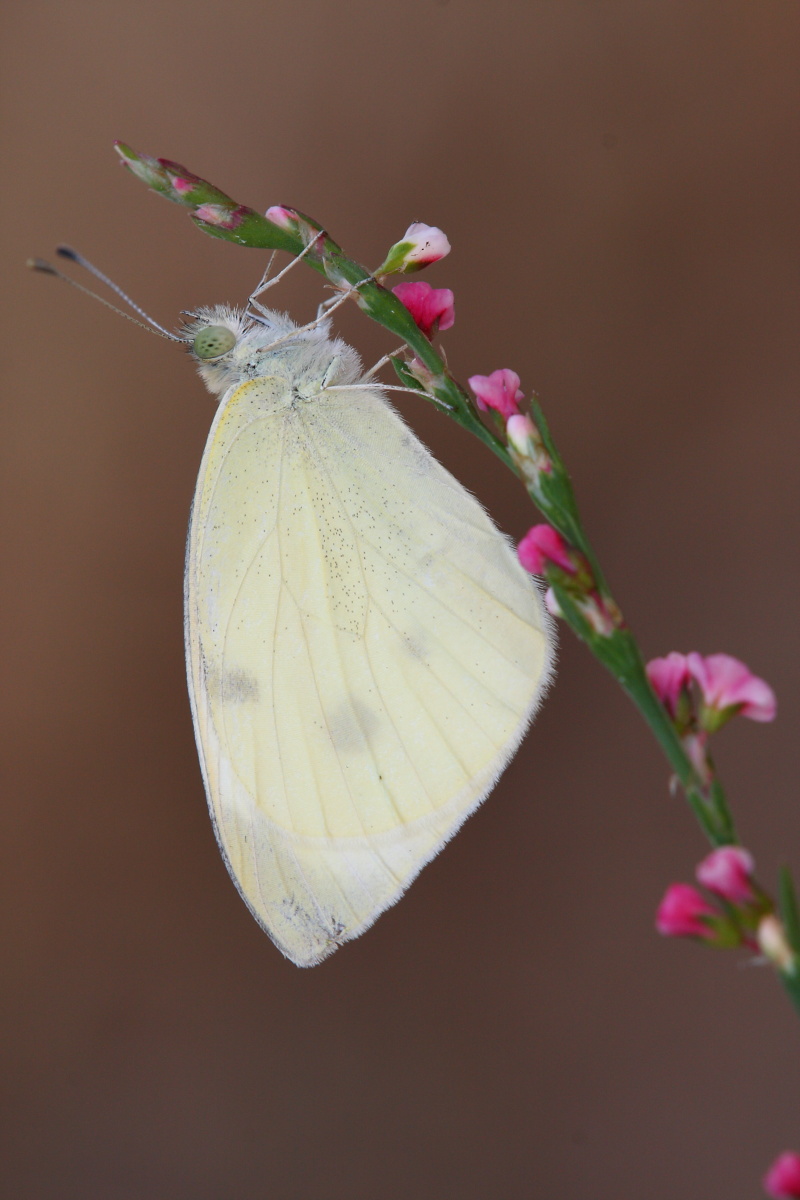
53,245,182,340
28,250,181,342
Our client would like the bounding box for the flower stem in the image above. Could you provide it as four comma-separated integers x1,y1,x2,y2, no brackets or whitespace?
116,145,742,855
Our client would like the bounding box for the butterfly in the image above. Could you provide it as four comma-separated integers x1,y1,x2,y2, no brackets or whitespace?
30,248,555,966
183,303,554,965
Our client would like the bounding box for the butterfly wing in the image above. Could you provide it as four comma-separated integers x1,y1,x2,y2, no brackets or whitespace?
185,375,554,966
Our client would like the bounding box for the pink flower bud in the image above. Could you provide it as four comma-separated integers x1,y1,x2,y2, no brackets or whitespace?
468,369,524,420
505,414,552,481
576,592,620,637
392,281,455,338
517,525,576,577
379,223,451,274
646,653,691,719
757,915,796,973
682,730,712,783
655,883,717,939
401,222,450,264
686,652,777,724
265,205,299,231
404,355,438,392
506,413,537,454
544,587,562,618
193,203,247,231
696,846,755,904
764,1152,800,1198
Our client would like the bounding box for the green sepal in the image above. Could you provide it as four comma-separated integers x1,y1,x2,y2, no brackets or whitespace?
375,239,416,276
390,356,427,393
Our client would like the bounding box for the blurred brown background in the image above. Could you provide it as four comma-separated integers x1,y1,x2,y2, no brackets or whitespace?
3,2,800,1197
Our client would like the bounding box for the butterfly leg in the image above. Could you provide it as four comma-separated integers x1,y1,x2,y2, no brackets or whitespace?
264,283,367,352
247,234,327,318
361,347,410,381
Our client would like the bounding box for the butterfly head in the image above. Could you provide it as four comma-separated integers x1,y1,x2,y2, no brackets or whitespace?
183,304,361,400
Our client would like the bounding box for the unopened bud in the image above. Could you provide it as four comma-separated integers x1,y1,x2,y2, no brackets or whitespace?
506,413,552,480
575,592,622,637
193,203,248,230
757,914,796,973
378,223,451,275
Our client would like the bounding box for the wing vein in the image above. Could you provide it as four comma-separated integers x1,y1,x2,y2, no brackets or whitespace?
300,417,410,831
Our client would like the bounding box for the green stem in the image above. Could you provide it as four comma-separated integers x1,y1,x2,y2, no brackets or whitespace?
113,147,740,853
780,969,800,1017
115,144,800,1017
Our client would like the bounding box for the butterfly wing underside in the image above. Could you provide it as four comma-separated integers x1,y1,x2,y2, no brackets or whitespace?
185,375,554,966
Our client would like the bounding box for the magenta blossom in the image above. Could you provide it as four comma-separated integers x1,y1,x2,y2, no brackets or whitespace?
655,883,717,939
696,846,755,905
687,652,777,723
646,653,691,719
468,369,524,419
764,1152,800,1198
517,525,576,577
392,281,455,338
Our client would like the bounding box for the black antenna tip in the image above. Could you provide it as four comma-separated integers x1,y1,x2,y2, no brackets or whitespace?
56,245,79,261
27,257,57,274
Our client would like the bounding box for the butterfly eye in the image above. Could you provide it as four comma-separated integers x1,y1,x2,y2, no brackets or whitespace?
193,325,236,359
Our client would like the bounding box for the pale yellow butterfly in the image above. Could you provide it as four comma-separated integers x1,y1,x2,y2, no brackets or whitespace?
183,302,555,966
30,248,555,967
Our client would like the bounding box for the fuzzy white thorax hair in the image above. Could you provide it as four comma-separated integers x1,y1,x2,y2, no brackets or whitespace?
183,305,363,400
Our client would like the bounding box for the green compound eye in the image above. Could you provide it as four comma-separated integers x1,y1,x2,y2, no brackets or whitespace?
193,325,236,359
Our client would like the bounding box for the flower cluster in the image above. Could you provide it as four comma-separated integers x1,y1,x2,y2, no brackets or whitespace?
646,651,776,783
656,846,797,987
516,525,622,637
115,142,256,231
648,652,776,728
656,846,764,948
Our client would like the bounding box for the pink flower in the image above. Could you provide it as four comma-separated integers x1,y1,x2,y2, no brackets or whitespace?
764,1152,800,1198
646,653,691,719
687,652,777,723
468,369,524,419
169,175,194,195
380,223,451,274
392,281,455,338
696,846,755,904
655,883,717,939
517,525,575,576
